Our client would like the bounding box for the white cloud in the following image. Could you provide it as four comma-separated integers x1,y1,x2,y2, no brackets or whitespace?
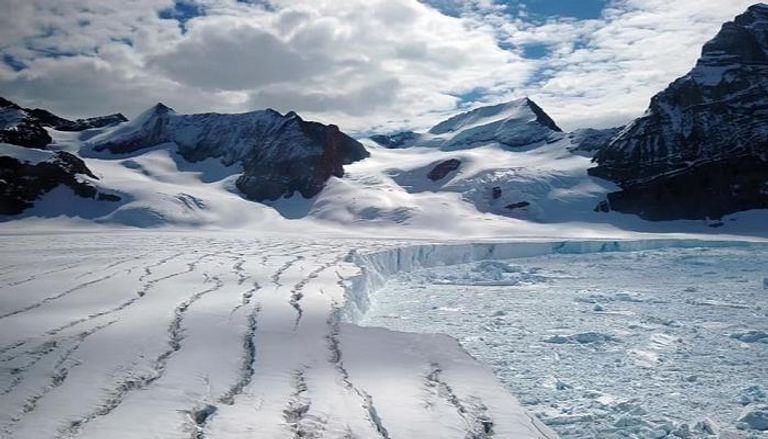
0,0,759,133
483,0,758,130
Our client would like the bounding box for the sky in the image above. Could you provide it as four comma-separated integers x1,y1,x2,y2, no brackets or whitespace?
0,0,758,134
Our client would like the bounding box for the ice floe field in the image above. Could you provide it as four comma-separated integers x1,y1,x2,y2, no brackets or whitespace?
360,244,768,438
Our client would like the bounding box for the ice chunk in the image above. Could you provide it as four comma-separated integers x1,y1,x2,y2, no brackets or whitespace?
730,331,768,343
738,386,767,405
693,418,719,435
544,332,618,344
738,406,768,431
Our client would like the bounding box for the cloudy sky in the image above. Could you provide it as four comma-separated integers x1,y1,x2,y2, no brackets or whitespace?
0,0,757,134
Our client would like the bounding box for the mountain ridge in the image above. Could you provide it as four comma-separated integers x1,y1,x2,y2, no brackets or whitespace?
371,97,564,150
589,3,768,220
89,103,369,201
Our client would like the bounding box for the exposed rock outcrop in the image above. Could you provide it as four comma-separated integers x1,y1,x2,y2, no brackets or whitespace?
427,159,461,181
567,127,623,154
0,149,120,215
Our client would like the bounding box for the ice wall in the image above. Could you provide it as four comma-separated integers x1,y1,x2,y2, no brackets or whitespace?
342,239,756,321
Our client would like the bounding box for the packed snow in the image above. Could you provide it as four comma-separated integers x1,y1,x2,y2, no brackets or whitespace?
359,244,768,438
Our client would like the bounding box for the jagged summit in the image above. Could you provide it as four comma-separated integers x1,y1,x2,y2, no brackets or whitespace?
150,102,174,114
590,3,768,220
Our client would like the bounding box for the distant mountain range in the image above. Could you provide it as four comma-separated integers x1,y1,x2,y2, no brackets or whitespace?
1,4,766,228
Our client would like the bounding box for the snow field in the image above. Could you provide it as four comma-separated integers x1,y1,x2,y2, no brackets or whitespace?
0,233,556,439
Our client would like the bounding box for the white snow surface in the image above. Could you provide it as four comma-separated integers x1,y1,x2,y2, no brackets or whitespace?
0,233,584,439
0,143,55,165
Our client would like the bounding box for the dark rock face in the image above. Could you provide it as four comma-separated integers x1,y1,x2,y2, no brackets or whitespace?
370,131,420,148
590,4,768,220
427,159,461,181
0,152,120,215
237,120,368,200
93,104,369,201
505,201,530,210
0,117,52,149
600,157,768,221
0,98,52,149
0,96,127,149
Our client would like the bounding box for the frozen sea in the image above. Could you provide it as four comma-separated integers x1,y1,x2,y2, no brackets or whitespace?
360,245,768,438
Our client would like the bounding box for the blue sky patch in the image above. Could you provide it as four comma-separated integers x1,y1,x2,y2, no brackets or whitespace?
423,0,608,21
509,0,608,20
452,88,487,106
159,0,205,30
522,43,550,59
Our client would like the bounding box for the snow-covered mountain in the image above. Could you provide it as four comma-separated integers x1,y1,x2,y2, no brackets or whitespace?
0,144,119,215
3,7,768,234
371,98,564,150
90,103,368,201
334,100,610,226
0,97,126,149
591,4,768,220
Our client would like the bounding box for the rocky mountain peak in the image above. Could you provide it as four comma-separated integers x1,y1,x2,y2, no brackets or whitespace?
427,97,564,149
590,3,768,220
697,3,768,68
139,102,175,121
152,102,174,114
90,106,368,201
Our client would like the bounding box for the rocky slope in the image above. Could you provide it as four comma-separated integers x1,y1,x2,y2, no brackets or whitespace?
0,97,126,215
0,144,119,215
590,4,768,220
0,97,126,149
91,104,368,201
